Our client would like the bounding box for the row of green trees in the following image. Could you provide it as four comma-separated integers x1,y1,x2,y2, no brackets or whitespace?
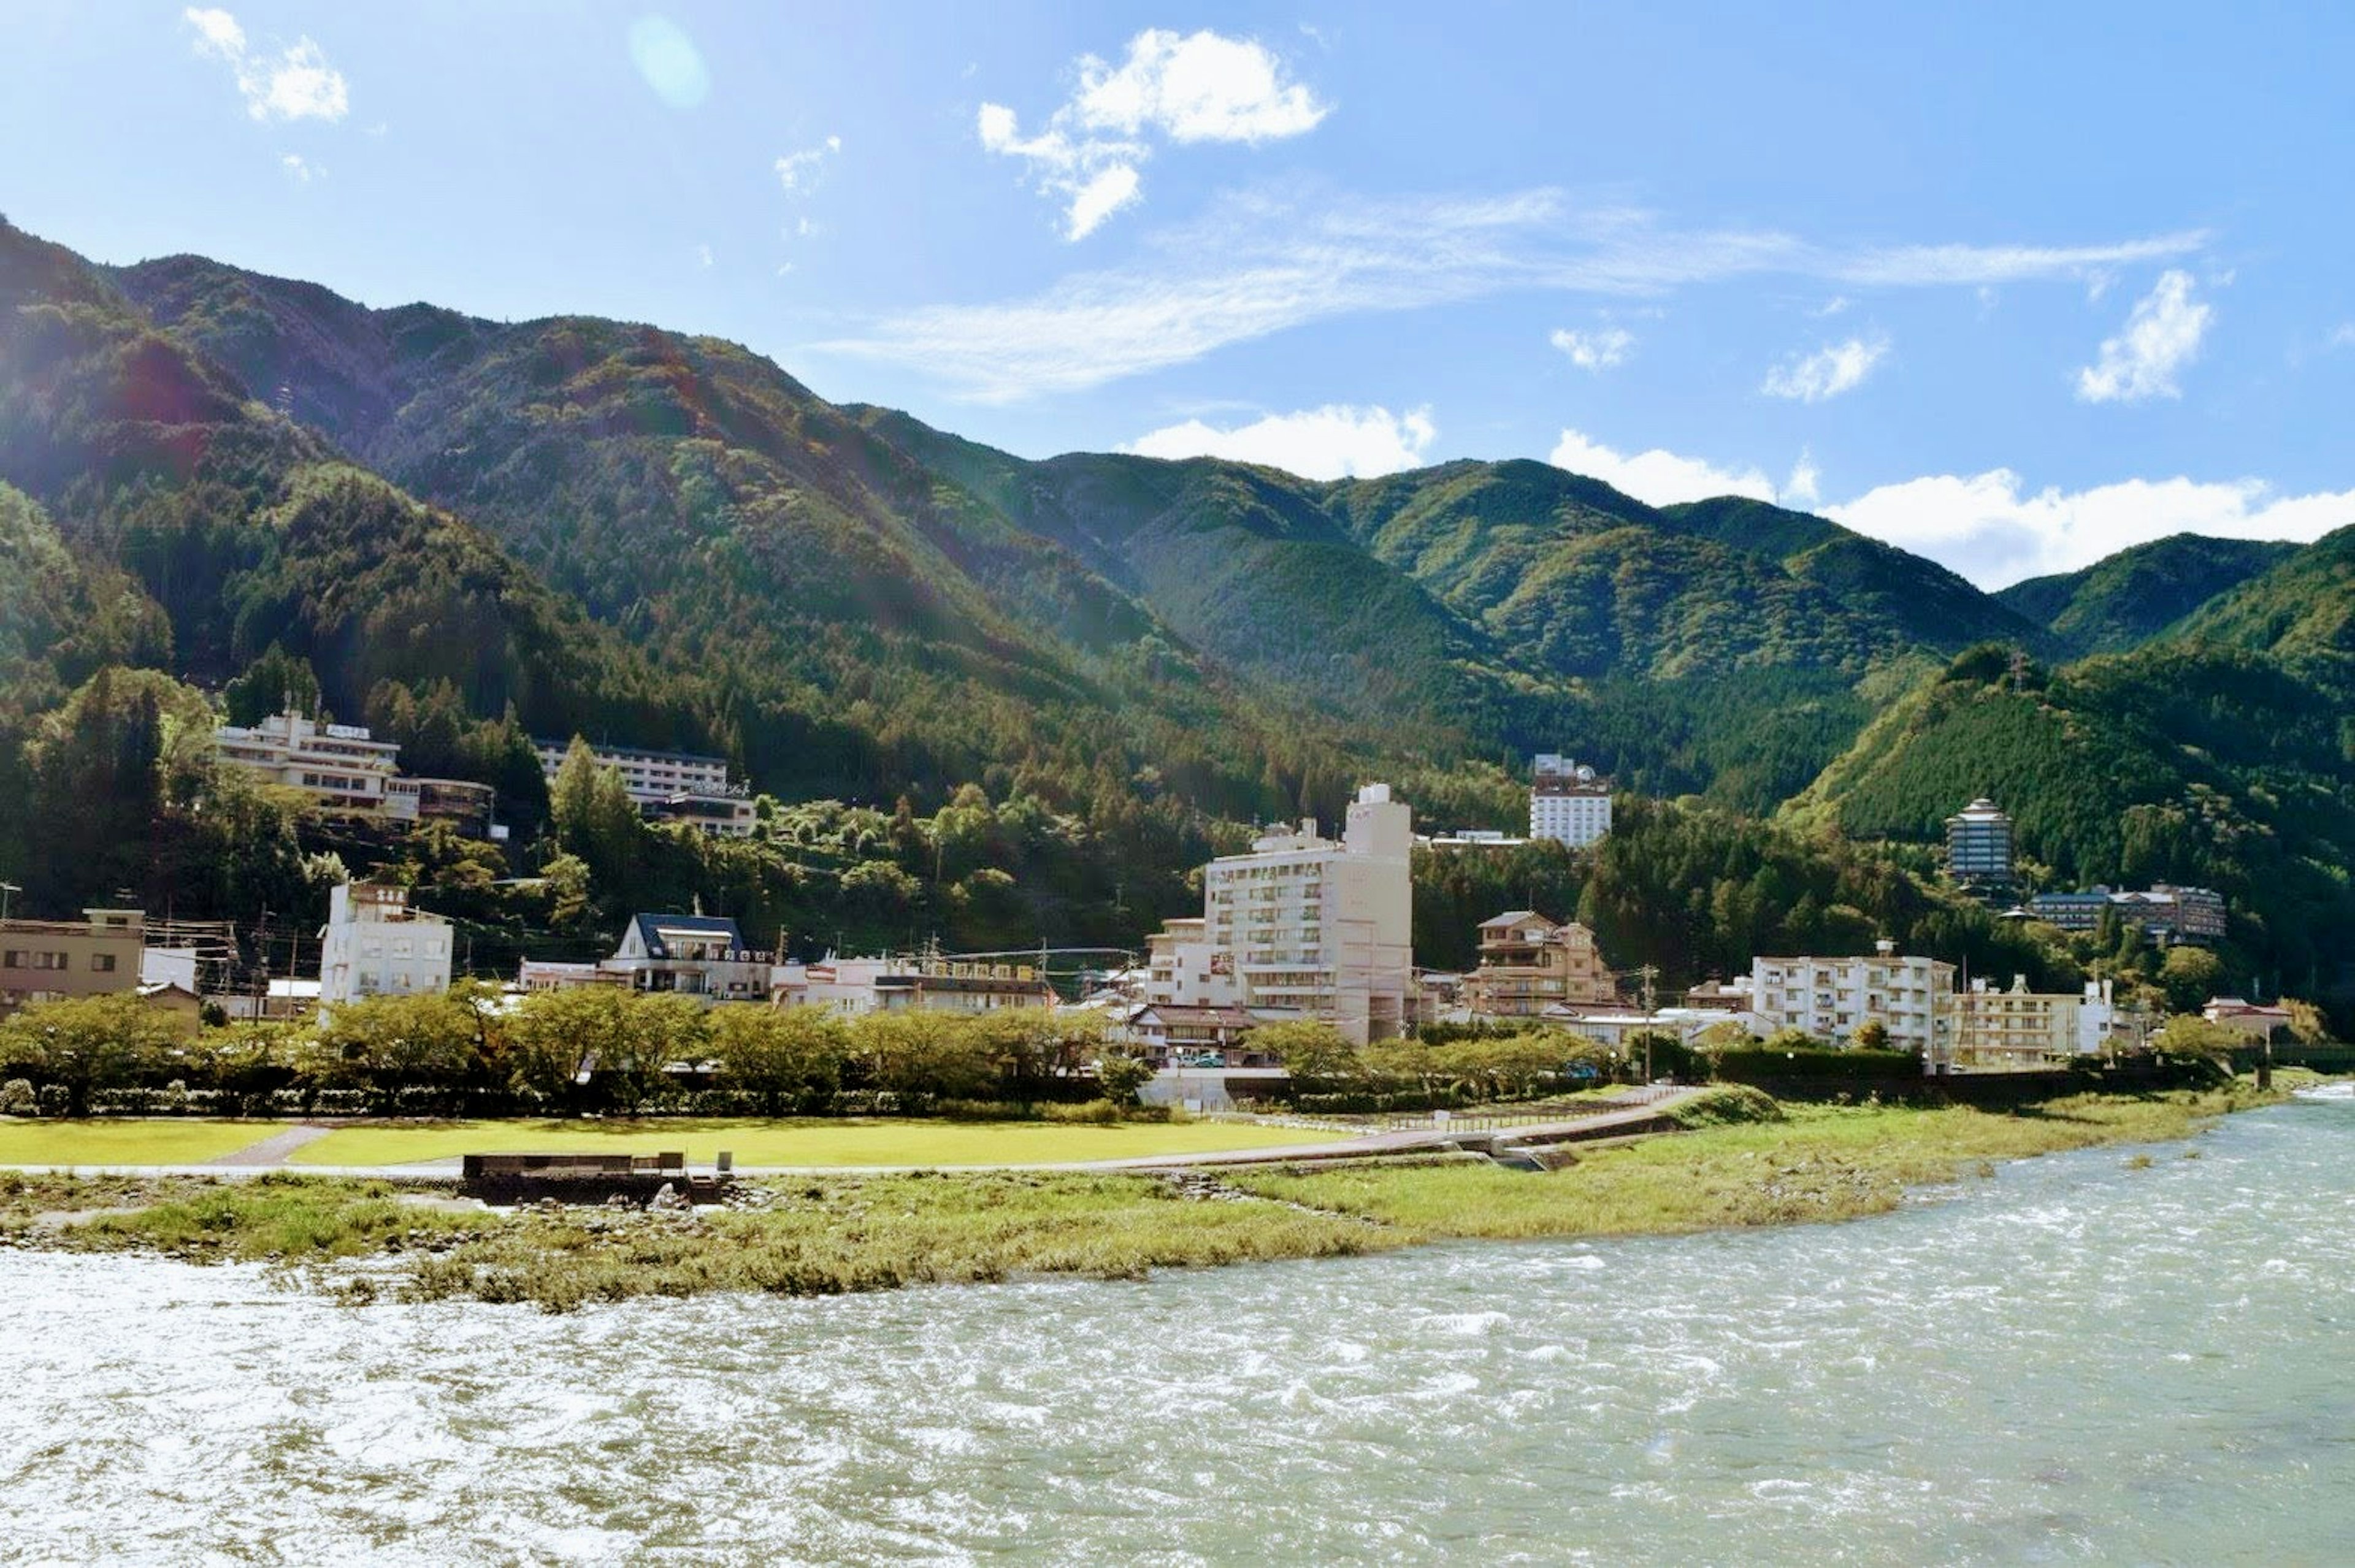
0,990,1145,1118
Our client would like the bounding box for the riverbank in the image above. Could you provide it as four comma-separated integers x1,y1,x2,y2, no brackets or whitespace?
0,1080,2308,1310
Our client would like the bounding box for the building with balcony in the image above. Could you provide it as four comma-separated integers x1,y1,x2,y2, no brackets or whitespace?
2016,884,2227,946
319,882,453,1009
532,738,756,836
1139,783,1415,1046
1949,977,2116,1072
1943,797,2016,892
603,914,774,1001
1463,911,1620,1017
1529,754,1612,847
1748,941,1957,1060
0,907,144,1016
773,954,1056,1016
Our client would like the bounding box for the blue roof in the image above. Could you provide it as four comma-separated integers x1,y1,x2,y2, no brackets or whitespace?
630,912,746,958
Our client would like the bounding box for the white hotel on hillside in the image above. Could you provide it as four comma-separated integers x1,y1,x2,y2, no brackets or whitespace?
1530,754,1613,847
532,738,758,836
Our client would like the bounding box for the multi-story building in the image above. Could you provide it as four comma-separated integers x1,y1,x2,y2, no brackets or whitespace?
603,914,775,1002
385,776,500,836
1139,784,1415,1046
216,712,403,814
1943,797,2016,891
1529,754,1612,847
1949,977,2115,1072
2020,884,2227,946
318,882,453,1008
774,955,1056,1016
1463,911,1620,1017
0,908,144,1016
530,738,757,836
1748,941,1956,1060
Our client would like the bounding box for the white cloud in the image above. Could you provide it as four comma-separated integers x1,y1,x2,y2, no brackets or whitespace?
2326,322,2355,351
1783,451,1822,508
184,9,348,121
1550,326,1634,370
1126,405,1435,479
1828,468,2354,584
1549,428,1777,508
1835,232,2205,286
2077,269,2211,403
1762,335,1889,402
1812,295,1851,318
979,28,1328,239
697,243,714,269
279,153,320,183
775,134,842,196
819,185,2208,400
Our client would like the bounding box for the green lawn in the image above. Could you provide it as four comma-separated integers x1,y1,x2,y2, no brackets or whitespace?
0,1118,279,1165
291,1117,1349,1168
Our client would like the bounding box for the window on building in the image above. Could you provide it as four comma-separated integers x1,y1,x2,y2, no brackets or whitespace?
91,954,117,973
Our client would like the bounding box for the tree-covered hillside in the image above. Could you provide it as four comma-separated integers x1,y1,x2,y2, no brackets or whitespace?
1998,533,2303,657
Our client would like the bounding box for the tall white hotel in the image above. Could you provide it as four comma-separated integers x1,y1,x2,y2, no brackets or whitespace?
1528,754,1613,847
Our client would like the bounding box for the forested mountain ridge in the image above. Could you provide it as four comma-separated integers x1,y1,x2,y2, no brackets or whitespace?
1997,533,2304,657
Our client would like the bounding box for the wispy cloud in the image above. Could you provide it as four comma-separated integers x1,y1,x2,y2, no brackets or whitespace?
627,15,710,110
818,188,2202,401
1834,232,2207,286
279,152,321,183
1127,404,1435,478
1549,427,1778,508
775,134,843,196
2077,269,2211,403
2332,322,2355,351
1762,335,1888,402
1550,326,1635,371
184,7,348,121
978,29,1330,239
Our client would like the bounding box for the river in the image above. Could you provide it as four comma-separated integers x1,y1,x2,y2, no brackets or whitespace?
4,1093,2353,1564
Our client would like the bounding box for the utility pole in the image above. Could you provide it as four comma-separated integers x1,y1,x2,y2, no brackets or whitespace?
1638,964,1660,1084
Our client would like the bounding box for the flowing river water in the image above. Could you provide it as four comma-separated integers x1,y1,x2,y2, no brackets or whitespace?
5,1093,2354,1565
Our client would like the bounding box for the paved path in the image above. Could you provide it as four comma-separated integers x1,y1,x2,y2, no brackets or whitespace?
207,1123,336,1167
0,1090,1701,1180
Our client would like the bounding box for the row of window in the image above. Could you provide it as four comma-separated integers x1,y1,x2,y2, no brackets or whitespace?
2,950,118,973
299,771,377,793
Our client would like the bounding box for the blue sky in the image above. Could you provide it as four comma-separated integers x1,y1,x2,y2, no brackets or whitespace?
5,2,2354,586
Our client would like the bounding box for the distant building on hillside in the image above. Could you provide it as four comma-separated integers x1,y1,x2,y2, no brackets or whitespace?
319,883,453,1009
1529,754,1612,847
531,738,757,837
2016,884,2226,946
1943,797,2016,892
216,711,501,834
1463,911,1620,1017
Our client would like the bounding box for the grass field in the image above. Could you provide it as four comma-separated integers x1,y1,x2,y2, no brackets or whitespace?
0,1119,278,1165
289,1116,1349,1168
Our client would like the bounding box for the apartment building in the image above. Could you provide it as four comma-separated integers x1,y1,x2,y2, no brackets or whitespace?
1529,754,1612,847
0,908,144,1016
1944,797,2016,890
1950,976,2115,1072
1463,911,1620,1017
530,738,757,836
318,883,453,1008
1748,941,1956,1059
1138,784,1415,1046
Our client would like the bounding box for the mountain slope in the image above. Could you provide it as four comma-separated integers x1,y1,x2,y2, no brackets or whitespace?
2169,523,2355,667
1999,534,2302,656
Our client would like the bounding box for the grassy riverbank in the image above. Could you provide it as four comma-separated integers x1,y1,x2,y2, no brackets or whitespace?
0,1080,2308,1310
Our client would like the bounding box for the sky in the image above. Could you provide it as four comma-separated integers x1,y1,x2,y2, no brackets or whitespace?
4,2,2354,587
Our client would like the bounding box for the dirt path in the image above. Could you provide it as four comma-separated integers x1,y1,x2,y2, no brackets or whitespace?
207,1123,335,1167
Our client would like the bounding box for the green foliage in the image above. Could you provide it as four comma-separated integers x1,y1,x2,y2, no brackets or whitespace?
1091,1046,1155,1107
1999,534,2302,657
705,1005,848,1114
1714,1047,1922,1083
1663,1084,1786,1128
0,995,189,1115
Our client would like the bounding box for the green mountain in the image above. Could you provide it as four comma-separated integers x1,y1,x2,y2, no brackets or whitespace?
1998,534,2303,656
2169,523,2355,667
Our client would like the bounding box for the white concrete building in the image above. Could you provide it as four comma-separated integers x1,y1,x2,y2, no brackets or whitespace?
1748,941,1956,1060
1529,754,1613,847
772,955,1055,1017
217,712,405,816
319,882,453,1008
531,738,757,836
1141,783,1415,1046
1948,976,2117,1072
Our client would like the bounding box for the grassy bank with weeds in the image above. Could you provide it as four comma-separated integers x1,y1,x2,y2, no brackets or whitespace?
0,1080,2308,1310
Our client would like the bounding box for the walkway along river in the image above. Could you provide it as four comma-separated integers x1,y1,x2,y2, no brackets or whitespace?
3,1090,2351,1563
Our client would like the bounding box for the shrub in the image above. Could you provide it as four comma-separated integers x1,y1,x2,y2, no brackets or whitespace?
1664,1084,1785,1128
0,1078,34,1114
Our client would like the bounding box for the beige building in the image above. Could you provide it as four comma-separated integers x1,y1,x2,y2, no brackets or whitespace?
0,908,145,1016
1948,977,2118,1071
216,711,403,814
1749,941,1957,1060
773,954,1055,1016
1464,911,1620,1017
1143,784,1414,1045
